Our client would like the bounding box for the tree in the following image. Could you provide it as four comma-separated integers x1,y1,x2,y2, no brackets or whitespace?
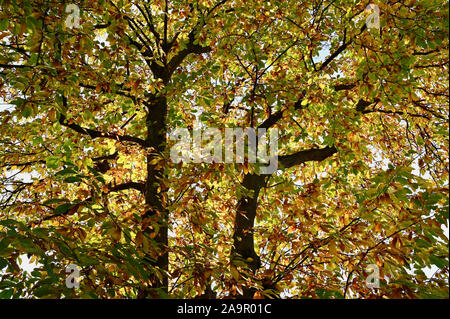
0,0,448,299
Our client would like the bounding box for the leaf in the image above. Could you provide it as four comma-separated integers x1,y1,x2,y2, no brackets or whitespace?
0,19,8,31
0,257,8,269
46,156,60,169
109,225,122,242
63,176,82,183
42,198,70,205
53,203,74,216
21,105,33,118
230,266,240,281
55,168,78,176
429,256,447,269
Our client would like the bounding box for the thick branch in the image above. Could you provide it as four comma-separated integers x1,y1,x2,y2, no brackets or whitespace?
319,24,366,71
279,146,338,169
166,31,211,79
258,91,307,130
109,182,145,193
355,98,380,112
59,113,146,146
0,63,31,69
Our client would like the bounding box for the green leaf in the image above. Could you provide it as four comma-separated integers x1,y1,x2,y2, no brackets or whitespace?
415,238,431,248
63,176,82,183
46,156,60,169
21,105,33,118
0,289,13,299
429,256,447,269
53,203,74,216
28,53,38,65
0,19,8,31
0,257,8,269
55,168,78,176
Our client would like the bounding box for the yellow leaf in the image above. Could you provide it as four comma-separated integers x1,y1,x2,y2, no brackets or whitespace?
48,109,56,121
149,157,160,165
135,231,143,246
329,240,337,255
143,235,151,253
109,226,121,241
230,266,240,281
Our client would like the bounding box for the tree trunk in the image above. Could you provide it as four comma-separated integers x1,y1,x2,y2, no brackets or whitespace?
231,173,266,298
140,94,169,297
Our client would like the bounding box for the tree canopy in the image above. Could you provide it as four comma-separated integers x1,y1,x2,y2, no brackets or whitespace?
0,0,448,299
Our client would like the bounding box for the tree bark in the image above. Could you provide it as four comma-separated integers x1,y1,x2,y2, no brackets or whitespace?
231,173,266,298
231,146,338,298
140,94,169,297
